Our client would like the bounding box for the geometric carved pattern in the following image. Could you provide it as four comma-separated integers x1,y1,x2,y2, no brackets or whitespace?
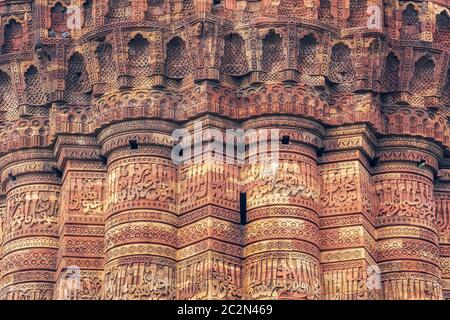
0,0,449,301
50,2,68,35
147,0,165,18
165,37,192,79
298,34,318,74
95,42,116,84
278,0,308,18
148,0,164,6
401,4,420,38
329,43,355,83
127,34,151,77
183,0,195,16
437,11,449,33
2,19,23,54
403,4,420,25
368,40,381,87
444,69,450,106
65,52,91,104
348,0,367,27
220,33,248,76
83,0,94,27
108,0,130,19
24,66,46,106
261,30,285,73
0,70,18,120
318,0,332,22
382,52,400,92
411,56,435,96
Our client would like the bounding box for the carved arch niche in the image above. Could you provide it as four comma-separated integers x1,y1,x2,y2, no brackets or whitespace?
0,69,18,121
347,0,367,28
443,69,450,106
381,51,401,92
436,10,449,32
261,29,286,74
410,55,436,96
108,0,131,19
127,33,151,86
24,65,48,107
49,1,69,37
2,19,23,54
83,0,94,27
146,0,166,17
401,3,421,39
65,51,91,104
298,33,319,74
164,36,193,81
318,0,333,23
435,10,449,43
367,39,382,87
183,0,196,16
94,39,118,91
328,42,355,84
220,33,249,77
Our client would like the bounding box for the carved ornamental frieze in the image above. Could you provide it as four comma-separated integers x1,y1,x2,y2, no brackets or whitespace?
0,0,448,300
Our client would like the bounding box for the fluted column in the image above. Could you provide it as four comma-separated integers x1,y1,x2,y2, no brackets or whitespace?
319,125,380,300
176,116,243,300
53,135,106,300
0,196,5,281
375,137,443,300
242,117,323,300
434,175,450,300
99,120,178,300
0,149,61,300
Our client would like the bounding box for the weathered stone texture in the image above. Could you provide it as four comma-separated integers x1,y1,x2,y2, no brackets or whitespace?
0,0,449,300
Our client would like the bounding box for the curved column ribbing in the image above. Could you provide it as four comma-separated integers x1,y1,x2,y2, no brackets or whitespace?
242,117,324,300
375,138,443,300
175,117,243,300
99,120,178,300
0,149,60,299
53,135,106,300
318,125,379,300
